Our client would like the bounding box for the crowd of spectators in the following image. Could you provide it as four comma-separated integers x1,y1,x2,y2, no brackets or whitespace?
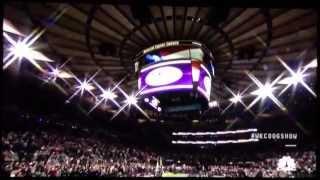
1,130,316,177
1,130,157,177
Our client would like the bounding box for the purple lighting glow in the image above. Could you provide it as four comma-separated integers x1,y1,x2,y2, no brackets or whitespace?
139,60,212,100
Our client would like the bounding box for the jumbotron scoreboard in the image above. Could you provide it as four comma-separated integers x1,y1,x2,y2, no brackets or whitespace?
133,40,215,116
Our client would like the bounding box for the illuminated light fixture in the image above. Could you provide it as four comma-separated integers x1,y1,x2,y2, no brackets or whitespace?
278,71,306,86
140,60,191,73
246,71,286,111
222,85,255,116
88,77,126,113
3,33,54,71
230,94,242,103
79,81,94,91
144,98,149,102
101,90,117,100
3,8,68,71
111,85,151,120
3,19,25,36
276,56,316,97
192,61,201,82
250,82,276,99
157,107,162,112
150,97,160,107
66,70,100,103
40,58,73,96
145,66,183,86
208,101,218,108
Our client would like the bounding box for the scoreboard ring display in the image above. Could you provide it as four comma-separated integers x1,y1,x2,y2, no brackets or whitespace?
133,40,215,114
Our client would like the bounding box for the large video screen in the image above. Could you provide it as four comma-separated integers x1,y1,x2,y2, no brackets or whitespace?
138,60,211,100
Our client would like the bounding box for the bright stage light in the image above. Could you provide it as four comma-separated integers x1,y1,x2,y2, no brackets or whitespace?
101,90,117,100
209,101,218,108
3,7,68,71
3,32,53,71
222,85,255,116
52,68,60,76
126,95,137,105
88,78,126,114
66,70,100,103
144,98,149,102
290,71,304,85
246,71,286,111
111,86,151,121
50,68,73,79
78,81,95,91
10,41,31,59
157,107,162,112
276,56,316,97
250,82,276,99
229,94,242,103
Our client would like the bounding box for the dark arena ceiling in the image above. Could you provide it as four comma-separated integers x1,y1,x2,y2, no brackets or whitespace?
2,2,318,147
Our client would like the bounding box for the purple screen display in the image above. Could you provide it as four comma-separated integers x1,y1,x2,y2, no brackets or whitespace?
138,60,211,100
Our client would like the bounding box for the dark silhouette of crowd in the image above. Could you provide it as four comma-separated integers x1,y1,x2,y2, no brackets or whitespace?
1,129,316,177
